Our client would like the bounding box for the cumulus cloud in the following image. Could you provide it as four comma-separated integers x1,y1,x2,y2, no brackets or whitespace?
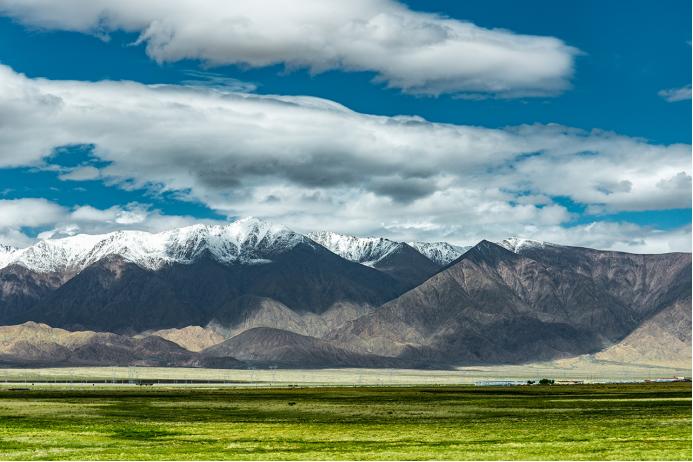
0,198,65,230
528,222,692,254
0,64,689,252
0,0,578,97
658,84,692,102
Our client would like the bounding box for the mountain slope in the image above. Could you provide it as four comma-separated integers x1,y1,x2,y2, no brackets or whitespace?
330,240,691,365
594,296,692,368
202,327,409,368
210,295,372,338
147,326,226,352
509,242,692,323
0,264,63,322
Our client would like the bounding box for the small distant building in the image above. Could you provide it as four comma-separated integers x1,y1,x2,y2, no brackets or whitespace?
647,377,691,383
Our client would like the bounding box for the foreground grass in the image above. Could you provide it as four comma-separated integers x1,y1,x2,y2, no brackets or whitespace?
0,383,689,460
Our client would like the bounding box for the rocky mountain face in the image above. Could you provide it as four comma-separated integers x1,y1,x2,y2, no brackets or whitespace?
330,240,691,365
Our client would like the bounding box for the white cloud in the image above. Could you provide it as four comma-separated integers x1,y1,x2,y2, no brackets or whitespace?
0,64,689,252
0,200,224,246
658,84,692,102
0,198,68,247
387,220,692,254
514,222,692,255
0,0,578,97
0,198,65,229
59,203,222,237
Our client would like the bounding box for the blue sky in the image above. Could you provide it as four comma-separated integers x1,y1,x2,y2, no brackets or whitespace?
0,0,690,251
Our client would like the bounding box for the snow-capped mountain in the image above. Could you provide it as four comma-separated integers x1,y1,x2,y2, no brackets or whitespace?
407,241,471,266
1,218,564,277
307,231,444,288
307,231,405,267
498,237,552,253
0,217,308,273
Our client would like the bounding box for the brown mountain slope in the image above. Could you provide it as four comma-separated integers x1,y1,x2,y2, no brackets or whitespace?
330,241,691,366
514,243,692,322
0,322,243,368
146,326,226,352
0,265,63,322
595,297,692,368
202,327,416,368
212,295,374,338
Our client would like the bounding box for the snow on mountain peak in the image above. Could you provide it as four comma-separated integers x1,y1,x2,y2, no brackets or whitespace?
407,241,471,266
0,218,560,276
498,237,552,253
0,217,307,274
308,231,403,266
220,216,299,250
309,231,475,267
0,244,18,269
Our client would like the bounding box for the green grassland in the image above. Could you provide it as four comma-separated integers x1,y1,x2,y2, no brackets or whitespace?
0,383,689,460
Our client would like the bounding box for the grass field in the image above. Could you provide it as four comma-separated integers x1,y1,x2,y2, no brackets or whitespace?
0,383,689,460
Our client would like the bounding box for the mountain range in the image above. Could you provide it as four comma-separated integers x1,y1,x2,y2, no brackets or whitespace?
0,218,689,369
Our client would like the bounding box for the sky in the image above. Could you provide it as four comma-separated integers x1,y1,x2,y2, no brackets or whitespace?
0,0,690,252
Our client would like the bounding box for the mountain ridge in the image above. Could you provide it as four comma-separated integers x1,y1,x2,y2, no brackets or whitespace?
0,217,308,274
0,222,688,370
